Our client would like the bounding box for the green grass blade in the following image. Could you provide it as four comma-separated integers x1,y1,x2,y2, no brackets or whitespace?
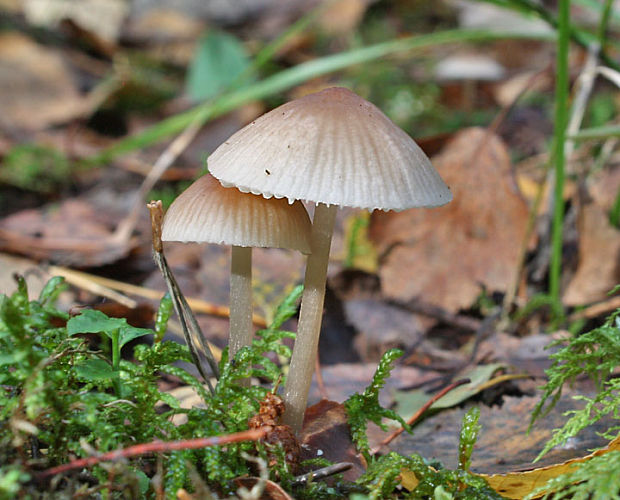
85,28,554,166
568,124,620,140
549,0,571,307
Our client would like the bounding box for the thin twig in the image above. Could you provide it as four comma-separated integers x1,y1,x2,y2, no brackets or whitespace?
292,462,353,485
48,265,267,327
40,427,270,478
114,118,204,244
370,378,470,456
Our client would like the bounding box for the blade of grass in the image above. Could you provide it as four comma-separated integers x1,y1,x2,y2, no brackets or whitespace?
568,124,620,140
477,0,620,70
549,0,571,307
84,28,554,167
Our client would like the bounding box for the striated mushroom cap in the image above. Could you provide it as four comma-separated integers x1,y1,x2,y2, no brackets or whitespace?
162,174,312,253
208,87,452,211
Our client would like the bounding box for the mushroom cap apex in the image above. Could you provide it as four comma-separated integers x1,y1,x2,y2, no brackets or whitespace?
209,87,452,211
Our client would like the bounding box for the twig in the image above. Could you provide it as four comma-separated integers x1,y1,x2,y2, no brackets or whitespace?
148,201,219,387
48,265,267,327
370,378,470,456
39,427,270,478
292,462,353,485
46,266,137,309
113,115,205,245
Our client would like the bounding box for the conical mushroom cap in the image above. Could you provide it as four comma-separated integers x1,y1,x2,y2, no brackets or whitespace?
162,174,312,253
208,87,452,211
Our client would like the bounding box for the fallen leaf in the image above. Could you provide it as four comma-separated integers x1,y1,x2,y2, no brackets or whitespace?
0,198,135,266
123,9,204,65
301,400,366,481
391,363,508,420
318,0,371,36
387,394,616,475
482,435,620,499
590,166,620,212
23,0,128,43
344,298,423,362
563,200,620,305
0,32,89,131
370,128,529,312
308,363,440,408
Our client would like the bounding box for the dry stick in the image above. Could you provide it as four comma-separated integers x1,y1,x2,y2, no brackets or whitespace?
148,201,219,386
113,117,204,244
48,265,268,327
40,427,270,478
370,378,470,456
46,266,138,309
292,462,353,485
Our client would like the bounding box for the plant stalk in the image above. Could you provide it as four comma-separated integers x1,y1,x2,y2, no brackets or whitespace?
549,0,571,306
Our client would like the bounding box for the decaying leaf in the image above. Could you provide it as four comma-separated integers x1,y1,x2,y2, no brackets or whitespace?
563,200,620,305
0,199,135,266
0,32,89,131
300,400,366,481
370,127,529,312
388,394,616,475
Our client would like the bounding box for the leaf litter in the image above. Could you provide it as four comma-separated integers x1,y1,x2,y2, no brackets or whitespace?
1,1,619,497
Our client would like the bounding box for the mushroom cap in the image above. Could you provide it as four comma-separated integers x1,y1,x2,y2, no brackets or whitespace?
208,87,452,211
161,174,312,253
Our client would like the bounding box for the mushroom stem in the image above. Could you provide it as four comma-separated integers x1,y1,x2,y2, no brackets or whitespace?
283,203,337,433
229,245,253,360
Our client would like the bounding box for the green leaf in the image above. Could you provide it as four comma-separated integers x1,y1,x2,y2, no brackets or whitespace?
393,363,506,419
75,358,116,381
67,309,152,348
186,30,252,101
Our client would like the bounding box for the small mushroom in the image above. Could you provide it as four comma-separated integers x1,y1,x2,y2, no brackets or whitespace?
162,174,311,360
208,87,452,432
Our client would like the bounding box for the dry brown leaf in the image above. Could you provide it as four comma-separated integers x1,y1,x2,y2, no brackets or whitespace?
590,165,620,212
318,0,371,35
563,200,620,305
370,127,529,312
481,435,620,499
0,32,89,131
23,0,128,43
301,400,366,481
0,199,135,266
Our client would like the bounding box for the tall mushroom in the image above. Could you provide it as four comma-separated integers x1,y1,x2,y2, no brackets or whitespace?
208,87,452,432
162,174,311,360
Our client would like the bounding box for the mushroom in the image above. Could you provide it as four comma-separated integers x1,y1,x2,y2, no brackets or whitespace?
161,173,312,360
208,87,452,432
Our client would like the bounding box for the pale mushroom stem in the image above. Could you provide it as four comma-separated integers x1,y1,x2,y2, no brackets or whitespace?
283,203,337,433
229,245,253,360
